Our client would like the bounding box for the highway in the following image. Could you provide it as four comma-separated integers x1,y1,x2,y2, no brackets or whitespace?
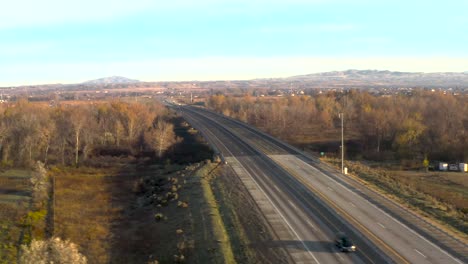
176,105,467,264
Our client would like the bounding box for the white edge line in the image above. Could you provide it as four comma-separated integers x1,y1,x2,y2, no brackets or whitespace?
306,219,317,230
414,249,427,258
288,200,298,209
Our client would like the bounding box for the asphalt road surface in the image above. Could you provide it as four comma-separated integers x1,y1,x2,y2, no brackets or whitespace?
175,104,467,264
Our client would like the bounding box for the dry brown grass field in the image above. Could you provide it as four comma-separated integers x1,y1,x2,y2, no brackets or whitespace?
53,166,122,263
390,170,468,212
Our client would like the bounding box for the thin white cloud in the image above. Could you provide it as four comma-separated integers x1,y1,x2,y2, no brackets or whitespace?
0,41,57,56
348,37,390,44
0,0,361,29
259,23,358,34
0,0,155,29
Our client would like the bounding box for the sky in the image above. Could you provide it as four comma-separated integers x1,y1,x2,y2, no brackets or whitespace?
1,0,467,86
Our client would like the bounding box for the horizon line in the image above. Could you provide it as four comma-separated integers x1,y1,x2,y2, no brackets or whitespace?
2,68,468,88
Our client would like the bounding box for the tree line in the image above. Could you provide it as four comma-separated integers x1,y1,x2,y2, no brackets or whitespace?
0,99,179,167
206,91,467,162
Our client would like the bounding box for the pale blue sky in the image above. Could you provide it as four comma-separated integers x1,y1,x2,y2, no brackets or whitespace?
1,0,467,86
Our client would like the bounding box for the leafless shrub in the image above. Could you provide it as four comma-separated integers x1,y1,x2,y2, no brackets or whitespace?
177,201,188,208
154,213,166,222
19,237,87,264
30,161,50,206
173,254,185,263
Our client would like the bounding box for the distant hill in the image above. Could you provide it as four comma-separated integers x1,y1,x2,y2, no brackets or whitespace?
84,76,140,84
3,70,468,90
286,70,468,88
289,69,468,79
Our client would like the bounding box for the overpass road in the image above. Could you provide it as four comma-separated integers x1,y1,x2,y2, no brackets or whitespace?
175,105,467,264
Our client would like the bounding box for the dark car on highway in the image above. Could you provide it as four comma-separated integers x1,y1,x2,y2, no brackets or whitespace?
335,232,357,252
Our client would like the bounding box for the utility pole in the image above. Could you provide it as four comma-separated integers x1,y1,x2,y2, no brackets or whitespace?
340,112,344,174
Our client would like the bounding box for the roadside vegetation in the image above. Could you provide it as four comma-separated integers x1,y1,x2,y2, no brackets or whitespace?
0,98,178,262
0,98,265,263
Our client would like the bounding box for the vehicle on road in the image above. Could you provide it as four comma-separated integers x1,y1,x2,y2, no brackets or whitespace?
335,232,357,252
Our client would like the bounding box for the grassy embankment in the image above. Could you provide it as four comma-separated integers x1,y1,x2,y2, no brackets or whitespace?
323,158,468,239
195,163,236,263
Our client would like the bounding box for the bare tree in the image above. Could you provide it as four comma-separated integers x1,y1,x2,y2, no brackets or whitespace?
145,120,178,158
30,161,49,207
68,107,91,167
